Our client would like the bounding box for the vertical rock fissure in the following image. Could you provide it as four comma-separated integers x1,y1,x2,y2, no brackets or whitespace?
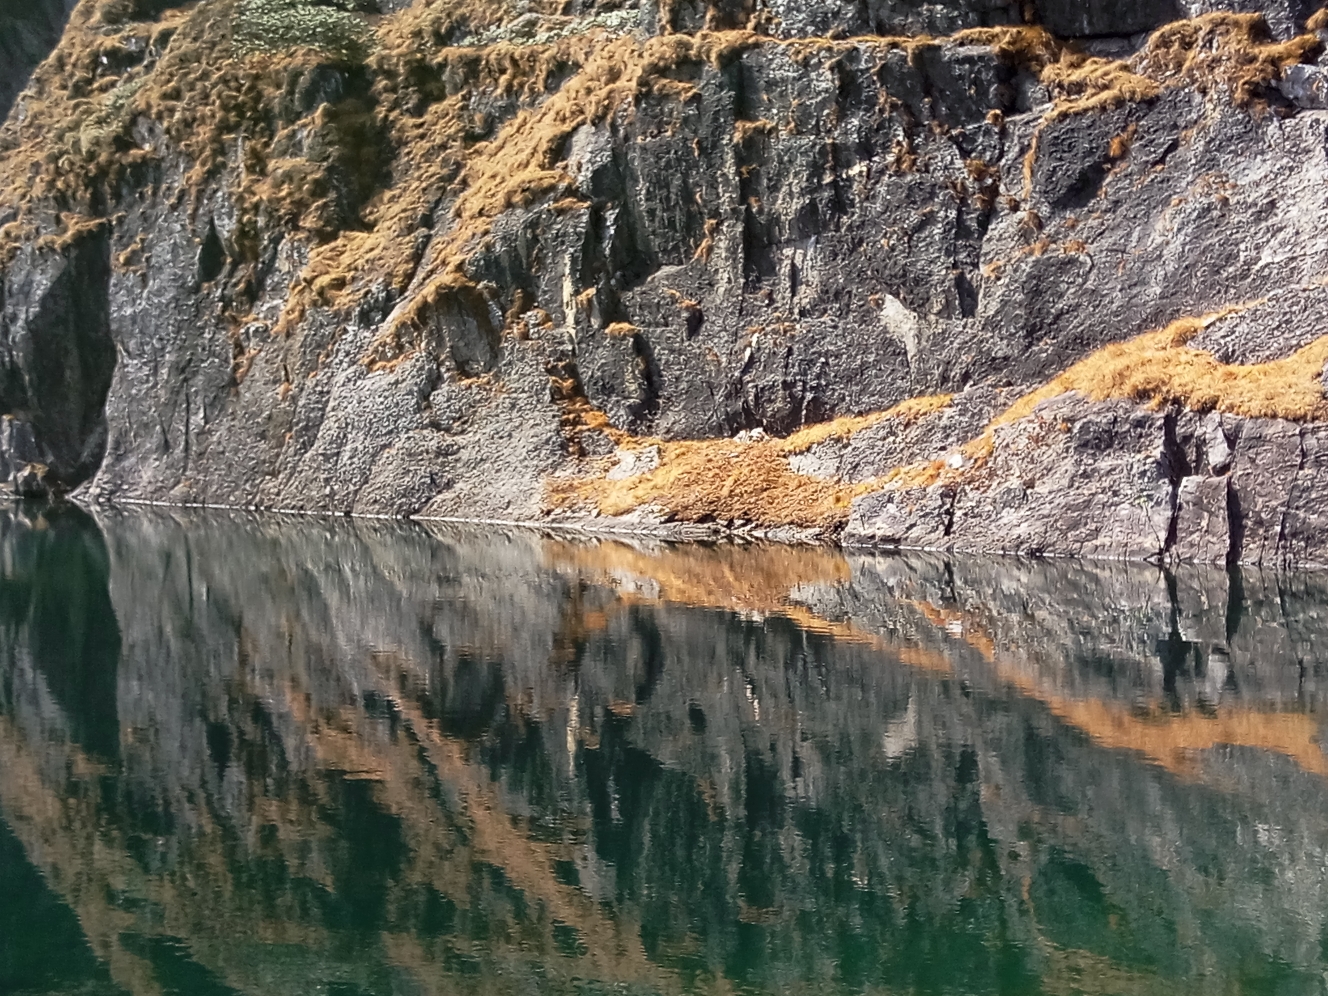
1274,426,1309,569
1159,408,1188,562
0,232,117,493
1225,476,1245,567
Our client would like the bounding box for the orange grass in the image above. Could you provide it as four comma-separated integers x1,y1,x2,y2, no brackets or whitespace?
551,431,873,530
878,310,1328,493
350,28,763,360
6,3,1316,360
550,394,953,530
994,311,1328,424
1038,11,1319,117
1023,13,1321,195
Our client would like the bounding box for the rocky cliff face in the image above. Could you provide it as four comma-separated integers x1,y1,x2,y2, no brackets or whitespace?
3,0,1328,565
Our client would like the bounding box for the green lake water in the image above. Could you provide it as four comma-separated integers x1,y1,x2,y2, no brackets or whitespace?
3,503,1328,995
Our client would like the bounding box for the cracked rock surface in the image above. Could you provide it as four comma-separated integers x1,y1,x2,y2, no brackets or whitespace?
846,398,1328,569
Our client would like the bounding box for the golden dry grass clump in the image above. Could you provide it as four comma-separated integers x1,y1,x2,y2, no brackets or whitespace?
550,394,954,530
1017,12,1322,192
351,28,763,363
0,0,756,346
4,0,1318,350
1032,11,1320,120
996,312,1328,423
551,430,866,531
1134,12,1321,104
880,314,1328,493
282,27,615,343
0,0,398,269
945,13,1320,126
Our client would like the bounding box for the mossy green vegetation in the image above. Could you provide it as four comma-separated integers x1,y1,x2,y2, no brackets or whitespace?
233,0,372,60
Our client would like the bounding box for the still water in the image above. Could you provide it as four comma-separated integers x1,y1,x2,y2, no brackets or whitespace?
3,504,1328,995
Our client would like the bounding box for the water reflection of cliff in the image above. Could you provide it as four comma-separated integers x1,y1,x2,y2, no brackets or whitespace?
3,504,1328,996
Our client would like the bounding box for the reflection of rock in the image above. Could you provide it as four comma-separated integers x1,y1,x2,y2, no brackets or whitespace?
2,509,1328,993
12,463,50,498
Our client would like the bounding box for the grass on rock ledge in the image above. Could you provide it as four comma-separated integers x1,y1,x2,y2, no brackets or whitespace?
551,311,1328,532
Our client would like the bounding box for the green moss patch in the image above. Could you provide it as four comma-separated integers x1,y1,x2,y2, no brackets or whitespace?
233,0,371,60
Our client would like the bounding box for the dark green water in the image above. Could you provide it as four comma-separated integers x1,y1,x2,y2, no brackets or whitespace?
3,503,1328,996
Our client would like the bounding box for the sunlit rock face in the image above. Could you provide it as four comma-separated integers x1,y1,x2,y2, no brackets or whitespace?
1,505,1327,994
2,0,1328,561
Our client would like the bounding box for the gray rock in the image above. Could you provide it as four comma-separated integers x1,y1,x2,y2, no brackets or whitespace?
844,485,953,548
0,0,77,121
1034,0,1182,38
847,394,1328,569
0,232,115,489
0,416,45,490
1172,473,1231,564
1279,62,1328,106
945,397,1181,561
1190,283,1328,363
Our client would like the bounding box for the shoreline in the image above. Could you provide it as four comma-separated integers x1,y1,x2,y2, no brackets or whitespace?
36,493,1326,574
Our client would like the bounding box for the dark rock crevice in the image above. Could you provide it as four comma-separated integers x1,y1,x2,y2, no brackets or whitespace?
0,233,117,492
1159,409,1191,563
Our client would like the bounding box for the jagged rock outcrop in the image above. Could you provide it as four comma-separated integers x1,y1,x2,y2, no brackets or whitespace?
844,395,1328,568
3,0,1328,564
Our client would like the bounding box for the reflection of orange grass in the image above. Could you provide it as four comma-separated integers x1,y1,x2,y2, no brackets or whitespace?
1005,670,1328,779
785,605,952,673
546,538,954,672
227,660,667,986
0,713,330,996
285,663,670,988
909,600,997,661
0,717,165,996
378,684,678,992
545,536,850,613
909,598,1328,780
1037,942,1181,996
550,396,953,530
